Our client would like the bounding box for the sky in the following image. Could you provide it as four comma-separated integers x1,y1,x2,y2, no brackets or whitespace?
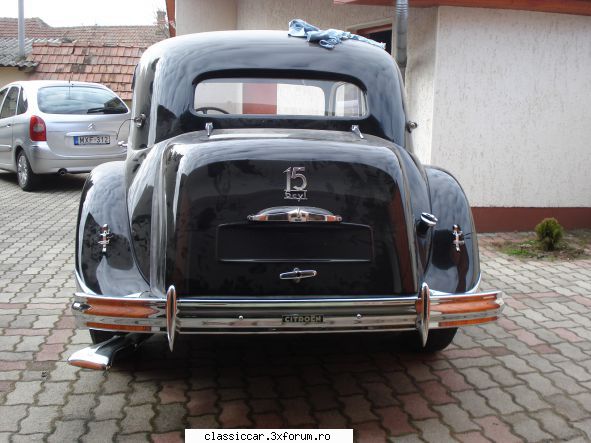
3,0,167,27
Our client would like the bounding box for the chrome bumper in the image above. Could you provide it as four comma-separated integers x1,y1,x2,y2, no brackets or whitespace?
71,274,504,352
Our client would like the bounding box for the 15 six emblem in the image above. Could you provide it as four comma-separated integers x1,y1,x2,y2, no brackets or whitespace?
284,166,308,201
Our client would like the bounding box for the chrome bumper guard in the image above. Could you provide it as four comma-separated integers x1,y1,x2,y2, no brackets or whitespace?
70,274,504,358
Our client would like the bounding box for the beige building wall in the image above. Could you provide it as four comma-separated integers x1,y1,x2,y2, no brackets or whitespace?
0,68,29,89
176,0,394,34
405,8,438,165
236,0,393,32
176,0,237,35
430,7,591,207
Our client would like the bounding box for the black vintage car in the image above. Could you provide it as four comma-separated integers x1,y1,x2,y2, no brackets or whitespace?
69,30,503,370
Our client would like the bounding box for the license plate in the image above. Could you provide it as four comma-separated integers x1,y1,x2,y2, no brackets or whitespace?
74,135,110,145
282,314,324,324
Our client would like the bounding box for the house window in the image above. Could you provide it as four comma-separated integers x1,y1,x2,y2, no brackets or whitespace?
356,24,392,55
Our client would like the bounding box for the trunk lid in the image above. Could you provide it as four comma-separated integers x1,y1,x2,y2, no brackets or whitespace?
152,130,418,296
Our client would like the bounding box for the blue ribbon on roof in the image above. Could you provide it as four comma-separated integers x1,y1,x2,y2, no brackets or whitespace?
288,19,386,50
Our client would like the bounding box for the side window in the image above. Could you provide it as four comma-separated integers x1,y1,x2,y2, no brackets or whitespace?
0,87,19,119
0,88,8,118
17,88,28,115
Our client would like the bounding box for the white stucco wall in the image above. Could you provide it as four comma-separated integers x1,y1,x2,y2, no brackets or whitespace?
236,0,393,32
176,0,237,34
431,7,591,207
176,0,396,34
405,8,438,165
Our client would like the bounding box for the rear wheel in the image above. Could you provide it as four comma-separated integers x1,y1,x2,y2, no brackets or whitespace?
16,151,38,191
405,328,458,353
89,329,122,345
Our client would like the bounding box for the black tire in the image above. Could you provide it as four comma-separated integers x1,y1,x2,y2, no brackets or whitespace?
404,328,458,353
16,151,38,191
89,329,122,345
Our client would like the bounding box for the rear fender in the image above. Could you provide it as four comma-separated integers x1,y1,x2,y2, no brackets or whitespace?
76,161,149,295
424,167,480,293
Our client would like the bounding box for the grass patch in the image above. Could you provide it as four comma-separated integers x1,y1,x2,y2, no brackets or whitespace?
493,229,591,260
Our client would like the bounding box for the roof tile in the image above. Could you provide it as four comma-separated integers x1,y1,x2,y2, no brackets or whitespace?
0,17,167,46
25,40,148,100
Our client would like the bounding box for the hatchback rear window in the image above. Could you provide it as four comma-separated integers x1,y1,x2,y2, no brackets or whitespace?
194,78,367,117
37,85,128,115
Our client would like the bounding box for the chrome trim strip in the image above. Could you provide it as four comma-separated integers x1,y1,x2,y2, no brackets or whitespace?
179,314,417,330
73,292,415,305
149,150,168,299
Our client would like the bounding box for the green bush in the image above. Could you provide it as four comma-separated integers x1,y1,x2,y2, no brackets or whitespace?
535,217,564,251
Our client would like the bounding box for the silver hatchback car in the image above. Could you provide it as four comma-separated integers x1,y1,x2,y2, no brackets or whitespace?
0,80,130,191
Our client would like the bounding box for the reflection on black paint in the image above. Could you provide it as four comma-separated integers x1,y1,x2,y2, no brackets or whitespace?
424,168,480,293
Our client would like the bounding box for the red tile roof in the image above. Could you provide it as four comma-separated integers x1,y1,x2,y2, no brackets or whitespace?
0,17,167,46
26,42,145,100
1,17,169,100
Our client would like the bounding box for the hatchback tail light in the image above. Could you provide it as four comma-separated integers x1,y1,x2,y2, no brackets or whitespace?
29,115,47,142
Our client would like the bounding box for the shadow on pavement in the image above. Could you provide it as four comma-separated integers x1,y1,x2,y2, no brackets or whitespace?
111,332,431,378
0,171,87,193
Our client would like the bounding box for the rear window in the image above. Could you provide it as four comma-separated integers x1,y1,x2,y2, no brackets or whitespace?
37,85,128,115
194,78,367,117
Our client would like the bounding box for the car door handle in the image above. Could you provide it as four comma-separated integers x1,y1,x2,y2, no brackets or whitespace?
248,206,342,223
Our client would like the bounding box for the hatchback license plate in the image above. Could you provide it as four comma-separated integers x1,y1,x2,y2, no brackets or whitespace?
74,135,110,145
282,314,324,324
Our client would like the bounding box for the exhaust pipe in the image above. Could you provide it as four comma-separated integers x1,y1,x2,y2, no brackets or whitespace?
395,0,409,79
57,168,67,176
68,333,149,370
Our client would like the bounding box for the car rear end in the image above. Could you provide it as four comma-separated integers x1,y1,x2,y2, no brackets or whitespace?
71,130,504,362
25,81,129,174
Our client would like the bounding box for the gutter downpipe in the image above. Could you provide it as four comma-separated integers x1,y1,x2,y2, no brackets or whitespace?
395,0,408,80
18,0,25,59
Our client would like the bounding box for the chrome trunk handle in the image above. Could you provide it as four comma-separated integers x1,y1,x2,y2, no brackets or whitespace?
280,268,317,282
248,206,342,223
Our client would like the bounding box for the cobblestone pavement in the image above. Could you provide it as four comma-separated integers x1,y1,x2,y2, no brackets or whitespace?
1,170,591,443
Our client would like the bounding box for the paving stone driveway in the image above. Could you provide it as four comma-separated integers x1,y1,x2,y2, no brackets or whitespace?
1,170,591,443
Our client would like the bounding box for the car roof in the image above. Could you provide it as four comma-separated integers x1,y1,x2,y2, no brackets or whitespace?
131,30,406,149
1,80,111,91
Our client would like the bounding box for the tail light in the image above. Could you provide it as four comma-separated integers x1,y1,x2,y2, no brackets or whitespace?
29,115,47,142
